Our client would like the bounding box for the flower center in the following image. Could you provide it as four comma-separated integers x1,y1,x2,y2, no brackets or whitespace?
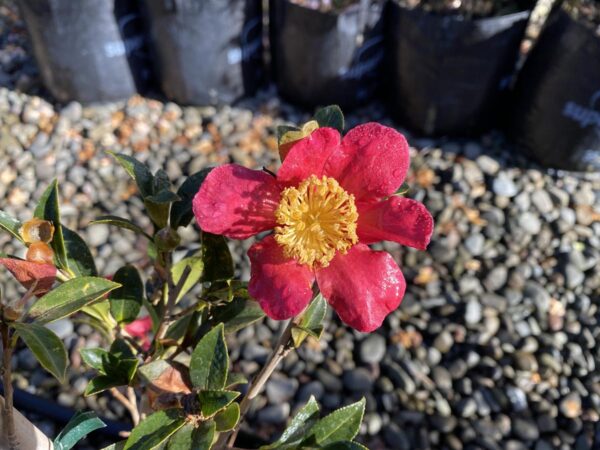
274,175,358,267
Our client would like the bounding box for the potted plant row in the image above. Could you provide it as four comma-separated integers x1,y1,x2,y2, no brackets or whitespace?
511,0,600,171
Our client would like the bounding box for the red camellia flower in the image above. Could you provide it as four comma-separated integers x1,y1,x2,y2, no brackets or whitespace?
193,123,433,332
124,316,153,351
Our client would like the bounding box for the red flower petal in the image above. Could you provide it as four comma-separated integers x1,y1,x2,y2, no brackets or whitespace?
324,123,410,201
0,258,56,296
193,164,281,239
248,236,315,320
316,244,406,332
277,127,341,187
357,196,434,250
124,315,153,337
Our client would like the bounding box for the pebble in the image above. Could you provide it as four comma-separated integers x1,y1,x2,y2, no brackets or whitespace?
358,334,386,364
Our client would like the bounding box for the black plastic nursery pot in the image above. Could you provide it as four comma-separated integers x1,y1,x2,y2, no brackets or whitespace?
270,0,386,110
386,2,529,136
511,8,600,171
19,0,153,103
141,0,264,105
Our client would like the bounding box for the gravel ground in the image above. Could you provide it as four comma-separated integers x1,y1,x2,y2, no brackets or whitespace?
2,3,600,450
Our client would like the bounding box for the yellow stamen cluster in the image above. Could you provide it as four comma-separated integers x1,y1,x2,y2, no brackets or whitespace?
274,175,358,267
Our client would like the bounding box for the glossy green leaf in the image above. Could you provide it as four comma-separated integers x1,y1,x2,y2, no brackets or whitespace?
53,411,106,450
394,182,410,196
193,420,216,450
214,402,240,432
204,280,249,302
261,396,320,449
314,105,344,133
82,301,115,328
28,277,120,324
124,409,186,450
291,294,327,347
165,313,194,343
11,322,67,382
211,297,265,334
198,390,239,417
0,210,24,243
80,348,108,373
63,226,97,277
100,442,126,450
84,376,125,396
322,441,369,450
34,179,68,269
276,125,301,146
190,323,228,390
110,338,135,359
168,420,215,450
170,168,214,228
171,256,204,303
90,215,152,241
307,398,365,445
225,372,248,389
109,265,144,324
81,347,138,395
200,232,234,282
109,152,154,198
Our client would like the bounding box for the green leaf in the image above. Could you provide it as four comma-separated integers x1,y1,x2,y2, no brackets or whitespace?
80,348,108,373
34,179,68,269
110,338,135,359
82,301,115,328
90,215,152,241
214,402,240,432
307,398,365,446
211,297,265,334
165,313,194,343
171,256,204,303
0,210,24,243
276,125,301,146
11,322,67,382
109,152,154,198
261,396,320,449
200,232,233,282
124,409,186,450
168,421,215,450
193,420,216,450
314,105,344,133
28,277,120,324
225,372,248,389
80,346,138,394
100,442,126,450
322,442,369,450
144,199,170,229
53,411,106,450
170,168,214,228
198,390,239,417
190,323,228,390
109,265,144,324
84,376,125,396
291,294,327,347
394,182,410,196
62,227,98,277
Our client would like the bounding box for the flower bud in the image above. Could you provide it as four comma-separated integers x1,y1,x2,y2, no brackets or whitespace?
26,242,55,265
20,218,55,244
154,227,181,252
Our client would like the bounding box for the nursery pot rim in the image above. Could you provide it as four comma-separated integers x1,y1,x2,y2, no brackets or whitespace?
389,0,532,23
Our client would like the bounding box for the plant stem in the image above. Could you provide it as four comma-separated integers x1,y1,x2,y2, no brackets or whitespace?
110,387,140,426
154,265,192,343
1,324,18,450
222,318,296,448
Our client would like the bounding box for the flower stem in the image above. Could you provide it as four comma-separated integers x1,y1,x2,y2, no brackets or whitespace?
222,318,296,448
1,323,18,450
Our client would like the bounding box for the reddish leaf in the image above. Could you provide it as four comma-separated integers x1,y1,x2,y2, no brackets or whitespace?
0,258,56,296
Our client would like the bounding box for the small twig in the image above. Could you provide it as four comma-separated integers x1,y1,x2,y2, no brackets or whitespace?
126,387,140,426
110,387,140,426
165,301,203,322
154,265,192,343
221,319,296,448
1,324,18,450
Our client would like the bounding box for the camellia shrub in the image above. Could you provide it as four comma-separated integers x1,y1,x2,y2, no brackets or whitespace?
0,106,433,450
